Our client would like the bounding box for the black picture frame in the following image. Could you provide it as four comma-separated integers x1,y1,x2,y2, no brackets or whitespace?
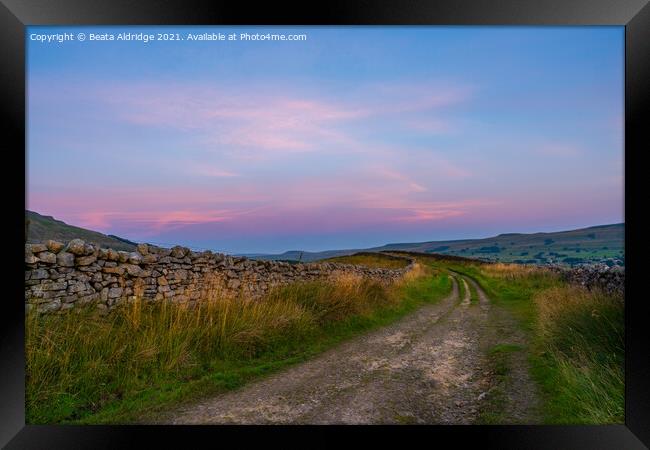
2,0,648,448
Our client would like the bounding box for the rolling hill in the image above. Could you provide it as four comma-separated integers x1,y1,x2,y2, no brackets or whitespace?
26,210,137,251
249,223,624,266
26,209,624,266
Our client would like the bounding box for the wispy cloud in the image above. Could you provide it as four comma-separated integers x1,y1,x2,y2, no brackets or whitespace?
369,166,428,193
26,27,625,252
69,209,248,237
88,80,474,159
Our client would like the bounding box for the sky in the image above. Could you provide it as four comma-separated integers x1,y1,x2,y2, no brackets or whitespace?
27,26,624,254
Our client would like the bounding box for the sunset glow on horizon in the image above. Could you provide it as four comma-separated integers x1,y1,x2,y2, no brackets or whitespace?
27,26,624,253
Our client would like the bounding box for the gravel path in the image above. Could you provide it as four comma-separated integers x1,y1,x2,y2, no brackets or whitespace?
156,273,540,424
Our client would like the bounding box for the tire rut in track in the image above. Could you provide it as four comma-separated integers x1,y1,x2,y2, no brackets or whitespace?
155,270,540,424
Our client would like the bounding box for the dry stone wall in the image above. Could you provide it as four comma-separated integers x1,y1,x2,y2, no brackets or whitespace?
547,264,625,296
25,239,414,314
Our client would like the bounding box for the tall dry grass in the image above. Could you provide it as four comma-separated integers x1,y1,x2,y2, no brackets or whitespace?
533,285,624,423
400,261,426,283
26,294,314,421
26,271,417,423
267,273,396,324
482,262,553,280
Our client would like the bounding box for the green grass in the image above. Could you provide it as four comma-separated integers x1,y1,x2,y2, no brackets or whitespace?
321,252,410,269
443,263,559,332
489,343,524,356
26,210,135,251
456,275,478,304
378,224,624,265
488,343,525,386
465,278,479,304
476,342,525,424
26,264,451,424
456,274,466,300
393,413,418,424
531,285,624,423
26,253,623,425
440,260,624,424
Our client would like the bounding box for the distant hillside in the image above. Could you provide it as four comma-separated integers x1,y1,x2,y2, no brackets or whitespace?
25,210,624,267
242,249,361,263
375,223,624,266
250,224,624,267
26,210,137,251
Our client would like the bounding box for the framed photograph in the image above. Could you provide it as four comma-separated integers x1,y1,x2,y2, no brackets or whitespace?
2,0,648,448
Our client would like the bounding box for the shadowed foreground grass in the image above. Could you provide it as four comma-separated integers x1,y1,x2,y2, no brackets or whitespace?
533,285,624,423
26,263,450,424
442,260,624,424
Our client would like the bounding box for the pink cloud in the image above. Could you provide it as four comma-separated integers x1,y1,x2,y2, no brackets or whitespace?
86,210,235,232
88,80,474,159
363,149,472,181
368,166,428,193
393,208,465,222
431,157,472,178
30,171,497,238
355,196,500,223
28,78,483,240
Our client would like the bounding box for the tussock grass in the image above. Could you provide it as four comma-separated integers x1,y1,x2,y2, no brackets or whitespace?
533,286,624,423
267,273,394,324
26,262,449,424
400,261,425,281
482,262,552,280
447,262,560,330
26,294,314,423
448,261,623,424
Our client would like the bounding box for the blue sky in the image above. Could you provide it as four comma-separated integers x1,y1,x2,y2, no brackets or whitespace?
27,26,624,253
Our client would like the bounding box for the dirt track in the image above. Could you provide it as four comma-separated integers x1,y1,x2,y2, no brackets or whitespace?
157,273,540,424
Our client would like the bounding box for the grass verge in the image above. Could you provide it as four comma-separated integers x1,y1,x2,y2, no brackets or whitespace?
26,263,450,424
441,260,624,424
466,278,479,304
532,285,624,423
476,343,525,424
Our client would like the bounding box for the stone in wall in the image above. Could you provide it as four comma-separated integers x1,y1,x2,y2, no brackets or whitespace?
25,240,415,315
547,264,624,296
